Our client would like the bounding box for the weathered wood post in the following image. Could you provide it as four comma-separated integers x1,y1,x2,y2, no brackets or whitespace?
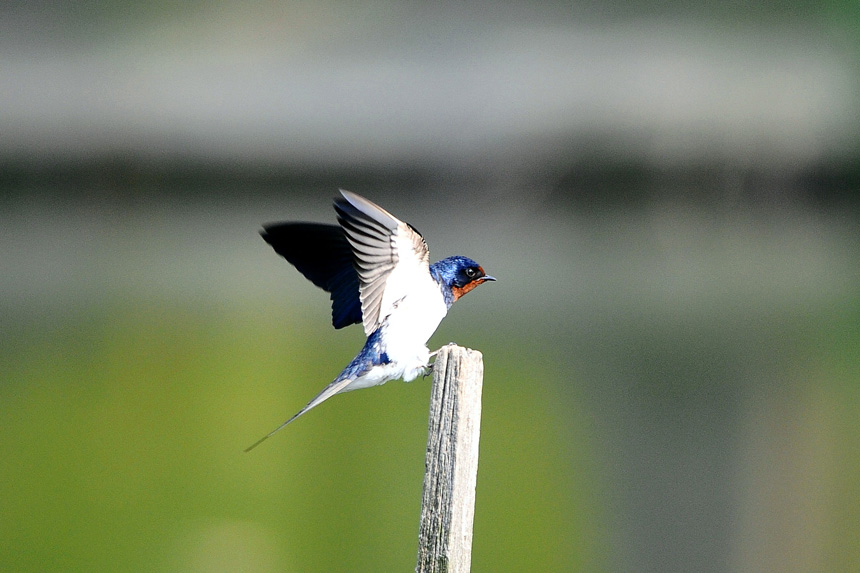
416,344,484,573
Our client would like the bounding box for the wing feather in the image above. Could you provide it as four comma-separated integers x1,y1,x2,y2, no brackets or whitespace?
334,190,430,335
260,222,362,329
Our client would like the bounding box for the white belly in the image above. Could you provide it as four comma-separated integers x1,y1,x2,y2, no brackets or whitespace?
379,279,448,382
345,361,411,391
341,275,448,393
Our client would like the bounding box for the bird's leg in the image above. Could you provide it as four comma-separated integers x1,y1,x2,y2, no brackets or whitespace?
420,356,437,379
421,348,443,379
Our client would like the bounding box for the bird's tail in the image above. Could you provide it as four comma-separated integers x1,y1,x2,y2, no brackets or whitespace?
243,375,355,452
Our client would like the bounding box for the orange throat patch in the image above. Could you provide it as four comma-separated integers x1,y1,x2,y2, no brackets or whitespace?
451,279,482,301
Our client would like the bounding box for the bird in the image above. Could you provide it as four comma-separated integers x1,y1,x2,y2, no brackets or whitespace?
244,190,495,451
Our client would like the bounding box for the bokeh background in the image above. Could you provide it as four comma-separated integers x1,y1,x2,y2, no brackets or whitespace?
2,2,859,571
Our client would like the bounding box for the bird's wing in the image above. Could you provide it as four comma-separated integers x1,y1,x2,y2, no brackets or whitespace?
334,190,430,336
260,222,362,329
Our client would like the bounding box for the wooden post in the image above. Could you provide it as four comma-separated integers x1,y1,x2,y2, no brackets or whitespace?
416,344,484,573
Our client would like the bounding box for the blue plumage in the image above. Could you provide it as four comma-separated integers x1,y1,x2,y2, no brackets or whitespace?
334,328,389,383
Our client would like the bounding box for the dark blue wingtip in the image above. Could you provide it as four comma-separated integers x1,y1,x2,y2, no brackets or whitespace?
260,222,363,329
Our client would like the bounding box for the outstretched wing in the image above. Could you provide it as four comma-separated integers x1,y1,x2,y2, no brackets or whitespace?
334,190,430,336
260,222,362,329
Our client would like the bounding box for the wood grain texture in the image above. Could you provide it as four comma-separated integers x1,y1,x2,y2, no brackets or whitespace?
416,344,484,573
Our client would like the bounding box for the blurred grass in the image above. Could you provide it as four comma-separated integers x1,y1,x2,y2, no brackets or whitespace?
0,301,605,572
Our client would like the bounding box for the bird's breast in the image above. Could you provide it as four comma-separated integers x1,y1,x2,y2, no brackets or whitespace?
379,277,447,367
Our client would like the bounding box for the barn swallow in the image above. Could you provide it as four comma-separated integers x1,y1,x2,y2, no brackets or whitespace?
245,190,494,451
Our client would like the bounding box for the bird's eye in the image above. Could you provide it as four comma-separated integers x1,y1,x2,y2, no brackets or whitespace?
465,267,479,279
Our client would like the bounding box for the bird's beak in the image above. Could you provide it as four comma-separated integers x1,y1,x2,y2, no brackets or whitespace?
481,275,497,282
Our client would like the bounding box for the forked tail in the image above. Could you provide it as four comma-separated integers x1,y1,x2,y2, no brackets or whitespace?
243,375,354,452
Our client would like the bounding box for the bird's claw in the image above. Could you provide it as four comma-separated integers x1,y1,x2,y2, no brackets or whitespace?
421,363,434,379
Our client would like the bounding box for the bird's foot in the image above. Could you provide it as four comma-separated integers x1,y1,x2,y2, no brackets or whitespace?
420,363,434,379
424,343,458,378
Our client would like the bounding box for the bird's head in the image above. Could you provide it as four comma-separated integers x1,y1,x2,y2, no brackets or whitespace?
432,256,496,303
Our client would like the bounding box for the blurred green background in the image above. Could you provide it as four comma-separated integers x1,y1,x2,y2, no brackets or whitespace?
2,2,859,572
